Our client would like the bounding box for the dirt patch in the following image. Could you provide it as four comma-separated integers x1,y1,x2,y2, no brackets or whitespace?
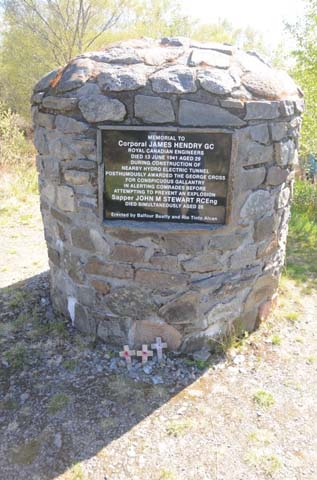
0,195,317,480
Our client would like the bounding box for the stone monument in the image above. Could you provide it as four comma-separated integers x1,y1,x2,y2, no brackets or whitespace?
32,37,303,353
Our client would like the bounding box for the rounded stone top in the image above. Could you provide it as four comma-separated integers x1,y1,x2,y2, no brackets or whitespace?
34,37,301,102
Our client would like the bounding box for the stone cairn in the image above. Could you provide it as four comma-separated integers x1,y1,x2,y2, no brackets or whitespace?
32,37,303,353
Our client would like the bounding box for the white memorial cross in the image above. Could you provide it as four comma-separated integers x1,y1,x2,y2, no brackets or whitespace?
119,345,135,368
151,337,167,362
137,344,153,364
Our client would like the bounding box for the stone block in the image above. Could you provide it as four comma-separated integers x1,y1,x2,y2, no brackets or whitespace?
85,258,134,278
34,127,49,155
33,110,55,129
150,66,197,94
245,274,279,311
208,232,247,250
51,207,72,224
242,70,283,99
74,303,96,335
279,100,294,117
56,186,75,211
41,184,56,203
239,142,273,167
98,65,149,91
240,190,274,219
160,292,204,327
266,166,289,186
197,69,237,95
189,49,230,68
179,100,246,127
110,244,145,263
220,99,244,109
135,95,175,123
64,170,90,185
130,319,182,350
270,122,288,141
248,124,270,144
240,166,266,191
71,227,95,251
89,279,111,295
245,101,280,120
104,286,156,319
42,96,78,111
135,269,188,287
75,83,101,98
150,255,178,271
277,187,291,209
274,140,296,167
79,95,126,122
240,309,258,332
254,215,277,242
34,68,59,93
182,253,225,273
55,58,96,93
258,294,278,322
39,155,60,180
55,115,88,134
230,244,257,269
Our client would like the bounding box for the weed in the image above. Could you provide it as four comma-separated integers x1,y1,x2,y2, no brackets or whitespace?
271,334,281,346
166,419,192,437
253,390,275,408
185,358,210,370
248,429,274,446
306,356,316,364
10,439,40,465
7,289,31,309
66,463,85,480
0,398,18,410
63,359,77,371
285,312,300,322
4,343,28,370
159,469,175,479
47,393,70,414
245,449,282,476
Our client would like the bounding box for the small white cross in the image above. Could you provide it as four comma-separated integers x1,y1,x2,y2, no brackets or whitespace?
137,344,153,364
119,345,135,368
151,337,167,362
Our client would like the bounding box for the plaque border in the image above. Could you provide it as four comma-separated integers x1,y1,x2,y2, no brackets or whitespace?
97,126,237,230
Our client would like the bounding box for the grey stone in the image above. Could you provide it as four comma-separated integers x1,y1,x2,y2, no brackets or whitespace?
220,99,244,109
189,41,234,55
57,186,75,211
267,166,289,186
245,101,280,120
64,170,90,185
34,127,49,155
55,58,96,93
131,319,182,351
240,190,274,219
192,348,211,362
75,83,101,97
245,274,278,310
279,100,295,117
209,232,247,250
38,155,60,180
254,215,277,242
230,244,257,269
88,46,142,65
277,187,291,209
79,95,126,122
197,69,237,95
34,68,59,92
240,166,266,191
239,141,273,167
41,184,56,203
161,37,190,47
42,96,78,112
294,97,304,113
160,292,202,326
31,92,45,104
248,124,270,145
189,49,230,68
48,136,95,161
32,109,55,129
150,66,197,94
242,70,283,99
270,122,288,141
135,95,175,123
179,100,246,127
56,115,88,134
182,253,226,273
274,140,296,167
206,293,247,330
98,65,149,91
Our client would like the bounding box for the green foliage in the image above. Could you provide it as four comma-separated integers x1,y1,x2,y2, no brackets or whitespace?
287,0,317,155
292,180,317,223
253,390,275,408
166,419,192,437
47,393,70,414
4,343,29,370
0,103,35,167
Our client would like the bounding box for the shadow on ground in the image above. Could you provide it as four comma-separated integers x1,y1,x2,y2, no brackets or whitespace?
0,272,224,480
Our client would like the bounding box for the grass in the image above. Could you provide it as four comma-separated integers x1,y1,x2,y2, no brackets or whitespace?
10,438,40,465
166,419,192,437
253,390,275,408
245,449,282,476
285,182,317,292
271,334,281,346
47,393,70,414
4,343,29,370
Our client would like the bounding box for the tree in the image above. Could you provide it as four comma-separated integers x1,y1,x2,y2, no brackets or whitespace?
287,0,317,156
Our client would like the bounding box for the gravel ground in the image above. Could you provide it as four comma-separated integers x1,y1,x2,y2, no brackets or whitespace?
0,196,316,480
